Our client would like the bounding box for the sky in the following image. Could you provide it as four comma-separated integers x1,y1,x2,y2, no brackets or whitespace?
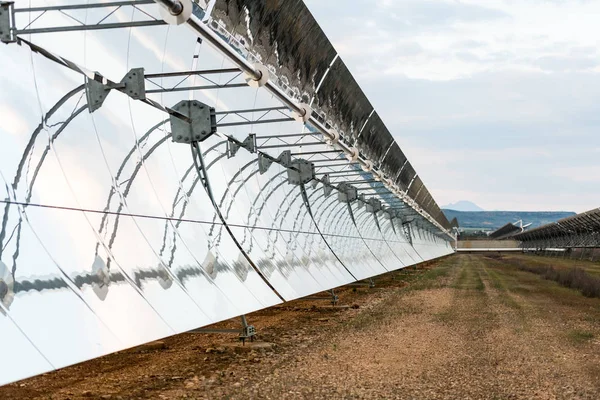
304,0,600,213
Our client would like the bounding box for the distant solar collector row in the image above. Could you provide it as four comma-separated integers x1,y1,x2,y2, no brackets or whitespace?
513,208,600,245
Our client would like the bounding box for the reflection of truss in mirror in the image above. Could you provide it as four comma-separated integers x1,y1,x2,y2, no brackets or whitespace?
0,0,456,386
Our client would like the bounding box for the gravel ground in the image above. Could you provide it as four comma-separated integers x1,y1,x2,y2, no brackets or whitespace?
1,254,599,399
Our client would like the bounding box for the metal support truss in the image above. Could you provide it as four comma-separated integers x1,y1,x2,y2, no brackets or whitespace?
145,68,248,94
158,2,453,237
215,106,294,127
1,1,165,40
515,208,600,256
0,0,454,242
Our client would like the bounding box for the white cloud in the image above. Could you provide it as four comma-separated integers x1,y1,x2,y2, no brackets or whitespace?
0,104,30,137
306,0,600,80
305,0,600,212
552,166,600,183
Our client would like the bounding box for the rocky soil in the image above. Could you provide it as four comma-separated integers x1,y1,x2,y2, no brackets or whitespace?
1,254,599,399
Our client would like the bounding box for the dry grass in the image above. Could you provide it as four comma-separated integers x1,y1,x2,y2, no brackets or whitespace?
517,263,600,298
2,254,600,399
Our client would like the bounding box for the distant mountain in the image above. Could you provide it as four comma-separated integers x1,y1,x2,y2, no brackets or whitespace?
442,210,576,230
441,200,484,212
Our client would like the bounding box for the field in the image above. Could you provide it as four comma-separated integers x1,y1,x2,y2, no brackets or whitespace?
2,254,599,399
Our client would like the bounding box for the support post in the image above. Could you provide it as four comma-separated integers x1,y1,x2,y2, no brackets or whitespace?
348,278,375,288
304,289,339,306
190,314,256,344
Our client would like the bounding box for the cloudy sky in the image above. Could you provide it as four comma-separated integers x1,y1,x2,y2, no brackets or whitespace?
304,0,599,213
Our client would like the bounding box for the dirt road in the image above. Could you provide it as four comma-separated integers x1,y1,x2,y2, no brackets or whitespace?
2,254,599,399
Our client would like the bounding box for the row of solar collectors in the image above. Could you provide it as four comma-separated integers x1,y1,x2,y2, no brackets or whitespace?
206,0,451,231
0,1,452,385
513,208,600,242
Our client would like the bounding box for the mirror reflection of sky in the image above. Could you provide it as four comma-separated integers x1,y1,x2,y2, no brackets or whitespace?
0,1,452,385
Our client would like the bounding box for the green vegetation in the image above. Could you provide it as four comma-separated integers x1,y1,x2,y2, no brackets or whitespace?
517,264,600,298
568,330,595,344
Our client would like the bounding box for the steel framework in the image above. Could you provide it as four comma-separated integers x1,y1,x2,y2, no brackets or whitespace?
513,208,600,257
0,0,455,386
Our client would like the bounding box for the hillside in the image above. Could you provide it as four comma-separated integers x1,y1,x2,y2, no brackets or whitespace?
442,209,576,230
441,200,484,212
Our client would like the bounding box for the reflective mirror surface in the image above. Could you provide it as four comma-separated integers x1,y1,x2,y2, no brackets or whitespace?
0,0,454,385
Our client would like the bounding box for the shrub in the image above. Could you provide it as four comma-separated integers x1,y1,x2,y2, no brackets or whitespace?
516,264,600,298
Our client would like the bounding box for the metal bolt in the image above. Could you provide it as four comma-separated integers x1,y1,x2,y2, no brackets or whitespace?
159,0,184,16
177,135,183,140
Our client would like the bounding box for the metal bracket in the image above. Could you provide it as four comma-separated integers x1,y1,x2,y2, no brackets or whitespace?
322,174,333,197
402,221,413,246
311,174,332,196
278,150,292,167
287,159,315,185
257,150,291,174
239,315,256,344
245,63,269,87
227,134,256,158
170,100,217,143
240,324,256,342
158,0,193,25
366,198,382,214
120,67,146,100
338,182,358,203
292,103,312,123
385,211,398,235
0,2,15,43
85,68,146,113
311,178,319,189
258,153,273,174
85,77,111,113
